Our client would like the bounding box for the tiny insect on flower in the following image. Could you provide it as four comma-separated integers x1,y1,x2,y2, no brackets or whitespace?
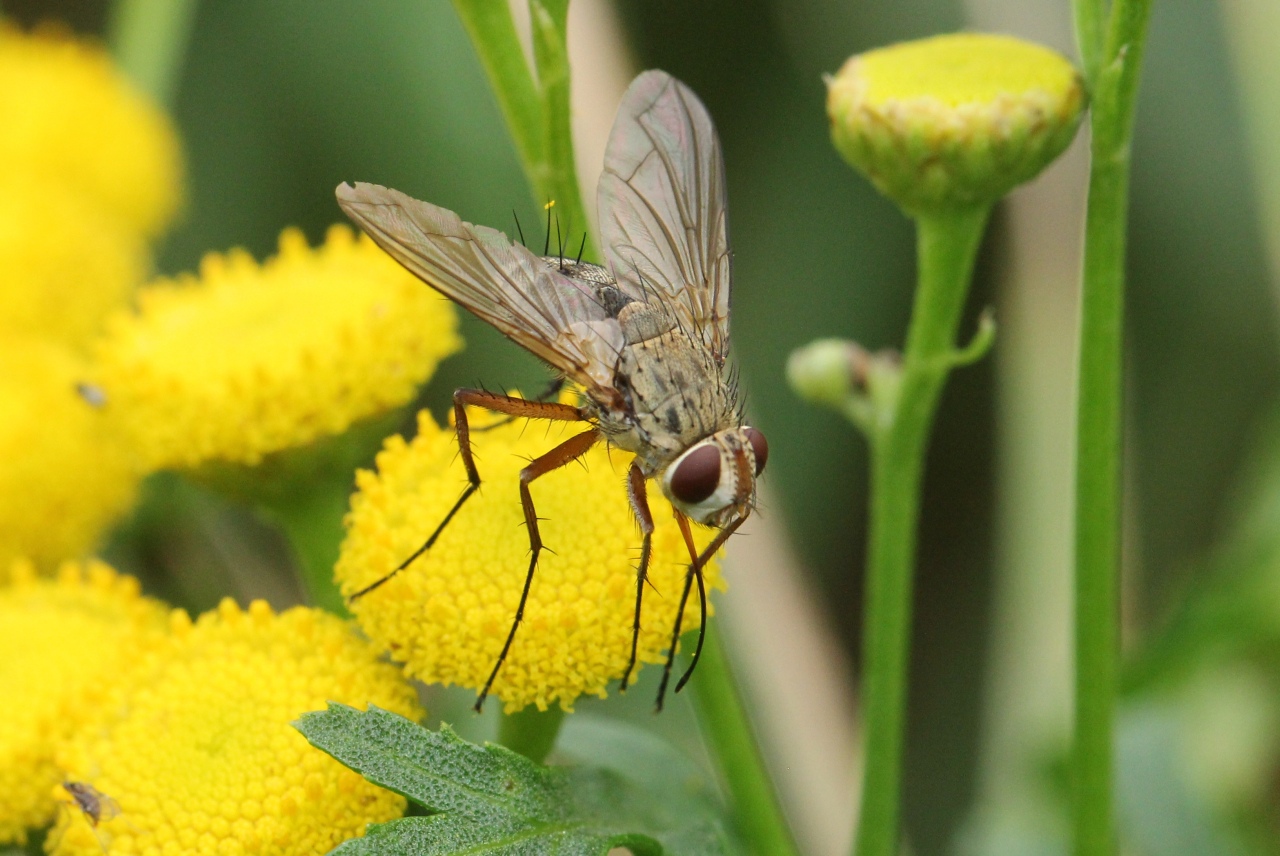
336,70,765,711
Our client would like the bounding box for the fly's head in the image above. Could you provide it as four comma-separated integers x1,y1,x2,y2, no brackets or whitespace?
661,426,768,528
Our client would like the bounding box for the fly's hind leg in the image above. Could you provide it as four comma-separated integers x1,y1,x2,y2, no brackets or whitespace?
475,428,600,711
346,389,585,601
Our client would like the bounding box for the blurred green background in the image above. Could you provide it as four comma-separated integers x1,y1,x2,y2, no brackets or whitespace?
8,1,1279,854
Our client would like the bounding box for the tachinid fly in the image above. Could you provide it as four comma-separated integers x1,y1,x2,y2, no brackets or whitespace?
336,70,766,711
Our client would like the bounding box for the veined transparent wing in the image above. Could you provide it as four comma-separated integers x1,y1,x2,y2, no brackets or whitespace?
598,70,732,365
336,182,625,394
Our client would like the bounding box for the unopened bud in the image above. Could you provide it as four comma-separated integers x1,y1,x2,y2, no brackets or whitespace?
827,33,1085,215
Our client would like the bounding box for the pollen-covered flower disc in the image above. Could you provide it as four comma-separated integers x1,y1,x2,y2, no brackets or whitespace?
50,599,423,856
0,561,168,845
92,225,462,471
0,175,148,347
337,404,726,713
0,23,182,238
0,338,141,577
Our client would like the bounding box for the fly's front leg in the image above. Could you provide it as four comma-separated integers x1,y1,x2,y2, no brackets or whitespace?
619,462,654,693
347,388,584,600
654,513,747,711
475,428,600,712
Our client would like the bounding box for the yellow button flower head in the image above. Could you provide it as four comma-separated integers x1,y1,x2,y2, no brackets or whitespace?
92,225,462,470
50,598,423,856
0,560,169,845
0,175,148,347
0,338,140,577
0,23,182,238
827,33,1085,214
337,404,725,713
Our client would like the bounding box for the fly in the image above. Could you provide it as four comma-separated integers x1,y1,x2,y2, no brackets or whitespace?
336,70,767,712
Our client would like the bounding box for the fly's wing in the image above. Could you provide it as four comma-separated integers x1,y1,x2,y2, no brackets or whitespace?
598,70,732,365
336,182,624,394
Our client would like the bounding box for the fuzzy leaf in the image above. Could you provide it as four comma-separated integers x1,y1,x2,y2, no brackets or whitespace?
295,704,730,856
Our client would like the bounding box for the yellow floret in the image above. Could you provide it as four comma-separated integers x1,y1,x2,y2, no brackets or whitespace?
0,560,169,844
91,225,462,470
337,403,725,713
0,23,182,237
0,338,141,577
50,599,423,856
0,176,149,347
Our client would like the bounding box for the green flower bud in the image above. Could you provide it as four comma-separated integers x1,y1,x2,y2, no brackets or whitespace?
827,33,1085,215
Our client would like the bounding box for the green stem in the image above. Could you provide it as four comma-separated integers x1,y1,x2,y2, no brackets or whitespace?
498,706,565,764
262,488,351,618
107,0,200,106
688,621,800,856
451,0,545,190
1073,0,1106,87
452,0,595,260
854,206,991,856
1071,2,1152,855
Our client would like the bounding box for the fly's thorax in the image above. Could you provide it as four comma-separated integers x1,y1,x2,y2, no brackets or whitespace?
661,426,768,526
611,325,739,470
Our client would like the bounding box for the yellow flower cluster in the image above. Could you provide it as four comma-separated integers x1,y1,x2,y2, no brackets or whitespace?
0,561,169,844
92,226,462,471
0,340,141,578
50,597,422,856
0,24,180,572
337,403,724,712
0,23,182,239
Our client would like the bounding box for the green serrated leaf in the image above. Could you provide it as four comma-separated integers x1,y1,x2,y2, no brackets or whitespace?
295,704,729,856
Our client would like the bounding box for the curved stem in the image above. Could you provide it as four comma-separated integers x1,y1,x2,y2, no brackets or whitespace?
853,205,991,856
688,621,799,856
1071,2,1153,855
107,0,200,106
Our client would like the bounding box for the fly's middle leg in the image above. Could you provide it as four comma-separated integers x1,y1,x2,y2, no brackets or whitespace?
475,428,600,711
619,462,655,693
346,388,584,601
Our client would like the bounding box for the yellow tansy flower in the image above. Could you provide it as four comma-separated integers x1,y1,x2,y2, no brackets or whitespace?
0,560,169,845
337,403,724,713
92,225,462,470
0,338,140,577
0,176,148,347
50,598,423,856
827,33,1085,213
0,23,182,237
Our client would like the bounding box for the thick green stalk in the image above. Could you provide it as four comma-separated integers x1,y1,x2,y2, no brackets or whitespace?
688,621,800,856
263,487,351,618
529,0,596,261
498,705,565,764
1070,2,1152,855
452,0,595,260
107,0,200,106
854,206,990,856
451,0,545,192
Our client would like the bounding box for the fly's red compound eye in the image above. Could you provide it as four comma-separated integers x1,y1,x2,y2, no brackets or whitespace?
744,427,768,476
670,445,721,505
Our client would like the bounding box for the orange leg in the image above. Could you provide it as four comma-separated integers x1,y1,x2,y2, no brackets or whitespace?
475,427,600,710
348,387,585,600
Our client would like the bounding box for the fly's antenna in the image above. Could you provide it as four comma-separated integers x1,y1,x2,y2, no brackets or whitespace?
513,210,527,247
575,233,587,265
543,200,555,256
